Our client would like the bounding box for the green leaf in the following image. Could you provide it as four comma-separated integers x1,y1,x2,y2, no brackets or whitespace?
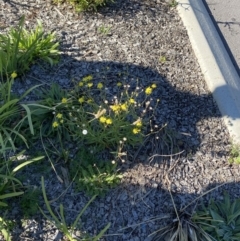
209,209,225,223
20,104,34,135
0,191,24,200
12,156,44,173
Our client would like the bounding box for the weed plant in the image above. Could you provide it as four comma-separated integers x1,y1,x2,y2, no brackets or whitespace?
169,0,178,7
0,215,14,241
229,144,240,164
98,25,111,35
53,0,114,12
69,149,122,196
27,73,158,195
30,75,158,150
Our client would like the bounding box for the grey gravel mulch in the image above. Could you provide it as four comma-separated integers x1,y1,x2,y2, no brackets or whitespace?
1,0,240,240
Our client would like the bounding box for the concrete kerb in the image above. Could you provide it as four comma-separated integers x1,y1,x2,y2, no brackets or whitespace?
177,0,240,145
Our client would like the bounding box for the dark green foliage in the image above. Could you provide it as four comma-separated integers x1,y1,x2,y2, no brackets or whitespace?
69,149,122,196
0,16,59,78
20,187,42,217
193,192,240,241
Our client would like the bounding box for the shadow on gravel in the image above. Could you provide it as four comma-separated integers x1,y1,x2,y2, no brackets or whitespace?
32,55,230,154
12,55,237,241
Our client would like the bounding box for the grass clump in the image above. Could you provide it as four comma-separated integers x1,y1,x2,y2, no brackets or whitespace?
40,176,110,241
0,16,59,78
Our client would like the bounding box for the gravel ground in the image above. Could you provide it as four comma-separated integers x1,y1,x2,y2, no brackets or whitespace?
1,0,240,240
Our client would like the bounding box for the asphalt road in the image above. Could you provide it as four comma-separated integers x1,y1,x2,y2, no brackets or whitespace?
204,0,240,76
177,0,240,144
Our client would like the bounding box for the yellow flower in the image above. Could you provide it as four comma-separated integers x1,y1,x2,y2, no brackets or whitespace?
52,121,59,128
79,82,84,87
106,118,112,125
135,121,142,128
82,75,93,82
133,128,141,134
78,97,84,104
87,99,93,103
60,119,64,123
117,82,122,87
110,104,120,113
11,71,17,79
151,84,157,89
61,98,67,103
120,103,128,111
56,113,63,119
99,116,107,123
145,87,153,95
87,83,93,88
129,98,135,104
97,83,103,89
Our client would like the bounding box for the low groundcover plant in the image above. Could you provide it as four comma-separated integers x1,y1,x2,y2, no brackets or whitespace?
192,191,240,241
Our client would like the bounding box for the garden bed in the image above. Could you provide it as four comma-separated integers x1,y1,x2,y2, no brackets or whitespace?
1,0,240,240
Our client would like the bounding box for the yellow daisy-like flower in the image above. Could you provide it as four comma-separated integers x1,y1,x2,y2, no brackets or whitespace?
97,83,103,89
52,121,59,128
87,99,93,103
56,113,63,119
79,82,84,87
133,128,141,134
129,98,135,104
82,75,93,82
106,118,112,125
135,121,142,128
120,103,128,111
117,82,122,87
99,116,107,123
11,71,17,79
151,84,157,89
87,83,93,88
60,119,64,123
78,97,84,104
110,104,120,113
145,87,153,95
61,98,67,103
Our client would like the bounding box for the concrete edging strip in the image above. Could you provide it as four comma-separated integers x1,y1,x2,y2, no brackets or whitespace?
177,0,240,145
